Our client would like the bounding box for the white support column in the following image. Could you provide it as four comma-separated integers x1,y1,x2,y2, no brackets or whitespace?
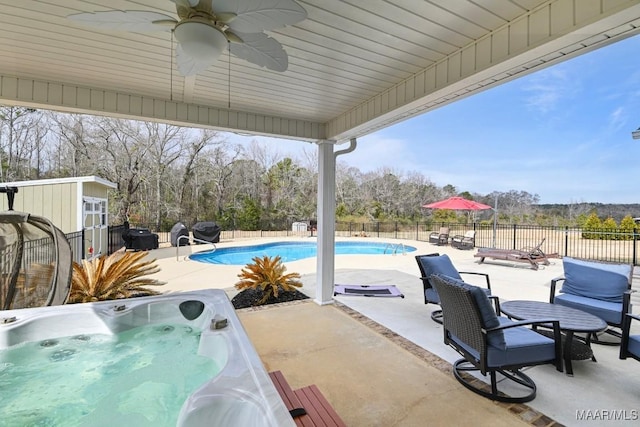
315,140,336,305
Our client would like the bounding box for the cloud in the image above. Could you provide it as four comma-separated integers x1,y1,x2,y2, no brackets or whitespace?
521,67,577,114
607,106,627,132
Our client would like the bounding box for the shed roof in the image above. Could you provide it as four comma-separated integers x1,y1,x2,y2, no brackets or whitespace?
1,176,117,189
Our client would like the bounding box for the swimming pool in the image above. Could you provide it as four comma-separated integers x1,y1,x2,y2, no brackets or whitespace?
0,290,294,427
190,241,417,265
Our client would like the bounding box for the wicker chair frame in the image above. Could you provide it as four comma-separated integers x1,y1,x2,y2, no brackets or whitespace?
431,274,563,403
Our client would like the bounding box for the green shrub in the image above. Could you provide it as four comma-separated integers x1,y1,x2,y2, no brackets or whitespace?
235,256,302,305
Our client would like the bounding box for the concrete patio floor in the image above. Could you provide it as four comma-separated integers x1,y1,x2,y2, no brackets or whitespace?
151,237,640,426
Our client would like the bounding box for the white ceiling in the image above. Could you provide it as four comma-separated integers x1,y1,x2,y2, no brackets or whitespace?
1,0,640,143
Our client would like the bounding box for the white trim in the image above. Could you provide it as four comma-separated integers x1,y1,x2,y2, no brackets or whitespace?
0,175,117,189
77,182,84,235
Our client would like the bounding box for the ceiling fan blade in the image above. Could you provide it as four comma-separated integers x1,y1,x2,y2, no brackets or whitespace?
176,44,217,76
68,11,176,32
215,0,307,33
230,32,288,72
170,0,199,6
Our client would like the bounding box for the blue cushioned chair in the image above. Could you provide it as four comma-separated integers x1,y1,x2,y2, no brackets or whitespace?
620,313,640,362
550,257,633,344
431,274,562,403
415,253,491,324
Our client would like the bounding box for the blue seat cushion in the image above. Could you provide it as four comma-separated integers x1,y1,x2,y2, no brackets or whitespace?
451,317,556,368
432,273,504,348
425,287,440,304
561,257,631,303
419,255,462,281
554,293,623,325
629,335,640,359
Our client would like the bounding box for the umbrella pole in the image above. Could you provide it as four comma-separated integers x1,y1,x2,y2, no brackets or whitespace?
492,196,498,248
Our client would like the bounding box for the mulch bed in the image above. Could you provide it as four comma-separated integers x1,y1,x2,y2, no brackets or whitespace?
231,288,309,309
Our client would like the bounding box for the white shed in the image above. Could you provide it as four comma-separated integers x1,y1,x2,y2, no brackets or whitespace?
292,221,308,232
0,176,117,259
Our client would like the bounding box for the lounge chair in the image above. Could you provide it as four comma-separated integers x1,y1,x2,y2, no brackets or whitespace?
428,227,449,245
430,274,563,403
474,238,557,270
451,230,475,250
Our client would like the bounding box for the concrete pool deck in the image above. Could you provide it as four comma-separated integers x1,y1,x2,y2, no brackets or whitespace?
150,237,640,426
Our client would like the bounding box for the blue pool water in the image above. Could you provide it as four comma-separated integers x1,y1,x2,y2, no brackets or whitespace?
190,241,416,265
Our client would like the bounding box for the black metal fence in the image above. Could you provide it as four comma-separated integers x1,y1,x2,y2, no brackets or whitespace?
107,224,126,255
65,231,84,264
93,221,640,266
334,221,640,266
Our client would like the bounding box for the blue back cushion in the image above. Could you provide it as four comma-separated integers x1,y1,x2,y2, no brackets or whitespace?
418,255,462,282
433,274,504,348
562,257,631,303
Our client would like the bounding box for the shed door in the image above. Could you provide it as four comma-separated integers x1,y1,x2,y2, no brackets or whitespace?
83,197,107,259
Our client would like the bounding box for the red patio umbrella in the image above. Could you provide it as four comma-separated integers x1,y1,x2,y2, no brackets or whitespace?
422,196,491,211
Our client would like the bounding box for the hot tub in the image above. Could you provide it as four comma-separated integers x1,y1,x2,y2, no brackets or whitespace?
0,289,294,427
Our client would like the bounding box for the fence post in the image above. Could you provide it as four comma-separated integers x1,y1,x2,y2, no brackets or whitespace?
564,226,569,258
377,222,380,237
81,229,86,260
512,224,517,250
633,227,638,266
416,222,419,241
395,222,398,239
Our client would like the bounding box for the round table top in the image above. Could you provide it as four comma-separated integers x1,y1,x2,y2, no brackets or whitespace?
500,300,607,333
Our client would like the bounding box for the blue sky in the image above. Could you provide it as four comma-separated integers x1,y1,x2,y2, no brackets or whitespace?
229,34,640,204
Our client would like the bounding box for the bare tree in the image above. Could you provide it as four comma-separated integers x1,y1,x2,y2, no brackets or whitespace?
144,122,184,229
0,106,41,180
172,129,221,223
48,112,97,177
90,117,155,222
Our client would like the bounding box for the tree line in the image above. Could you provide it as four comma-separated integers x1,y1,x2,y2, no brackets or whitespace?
0,105,633,231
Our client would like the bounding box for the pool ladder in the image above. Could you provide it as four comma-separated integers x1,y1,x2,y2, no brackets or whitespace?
176,235,217,261
384,243,406,255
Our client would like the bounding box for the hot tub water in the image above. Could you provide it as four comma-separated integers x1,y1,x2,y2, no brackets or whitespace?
0,323,219,426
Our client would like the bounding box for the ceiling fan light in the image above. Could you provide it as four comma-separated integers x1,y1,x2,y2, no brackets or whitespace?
174,21,226,62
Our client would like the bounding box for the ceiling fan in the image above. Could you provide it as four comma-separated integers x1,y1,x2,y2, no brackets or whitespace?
67,0,307,76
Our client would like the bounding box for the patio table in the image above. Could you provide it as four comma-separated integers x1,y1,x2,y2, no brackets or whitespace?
500,300,607,376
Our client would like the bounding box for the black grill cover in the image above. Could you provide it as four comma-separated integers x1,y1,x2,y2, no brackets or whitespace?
192,221,221,244
170,222,189,247
122,228,159,251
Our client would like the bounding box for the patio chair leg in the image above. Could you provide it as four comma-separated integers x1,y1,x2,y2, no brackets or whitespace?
431,310,443,324
591,329,622,346
452,360,537,403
